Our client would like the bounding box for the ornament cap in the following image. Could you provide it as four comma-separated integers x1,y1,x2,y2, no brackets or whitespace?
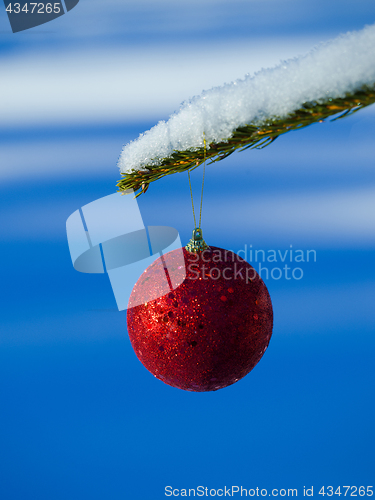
185,227,210,253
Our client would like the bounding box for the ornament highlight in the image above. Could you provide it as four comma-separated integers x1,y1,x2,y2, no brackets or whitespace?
127,246,273,392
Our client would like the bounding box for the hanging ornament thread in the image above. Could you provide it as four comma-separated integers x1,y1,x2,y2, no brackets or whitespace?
185,133,209,253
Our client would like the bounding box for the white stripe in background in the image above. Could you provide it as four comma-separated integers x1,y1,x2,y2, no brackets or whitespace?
0,138,123,181
1,187,375,247
0,37,328,127
214,186,375,246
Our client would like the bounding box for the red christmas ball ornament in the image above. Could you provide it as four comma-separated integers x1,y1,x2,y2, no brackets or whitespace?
127,230,273,392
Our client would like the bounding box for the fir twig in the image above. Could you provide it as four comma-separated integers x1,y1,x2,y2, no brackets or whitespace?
117,85,375,197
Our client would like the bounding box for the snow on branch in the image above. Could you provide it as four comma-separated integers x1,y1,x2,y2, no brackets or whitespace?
118,24,375,195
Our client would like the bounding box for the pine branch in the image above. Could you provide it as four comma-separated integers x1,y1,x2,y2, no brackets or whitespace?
117,85,375,197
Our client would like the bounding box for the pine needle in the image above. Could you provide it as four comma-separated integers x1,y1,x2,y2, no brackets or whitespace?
117,85,375,197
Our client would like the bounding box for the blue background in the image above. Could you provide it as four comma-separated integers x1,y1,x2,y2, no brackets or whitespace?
0,1,374,499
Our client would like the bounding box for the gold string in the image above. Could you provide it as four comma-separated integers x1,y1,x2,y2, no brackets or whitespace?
188,133,206,229
188,169,197,228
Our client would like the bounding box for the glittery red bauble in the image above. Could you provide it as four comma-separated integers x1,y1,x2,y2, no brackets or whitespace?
127,247,273,392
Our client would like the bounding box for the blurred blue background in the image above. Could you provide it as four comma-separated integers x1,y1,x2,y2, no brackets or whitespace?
0,1,374,498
